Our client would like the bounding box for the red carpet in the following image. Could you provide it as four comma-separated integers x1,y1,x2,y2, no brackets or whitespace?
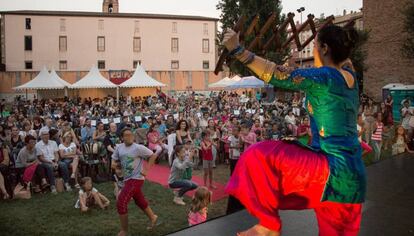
144,162,228,202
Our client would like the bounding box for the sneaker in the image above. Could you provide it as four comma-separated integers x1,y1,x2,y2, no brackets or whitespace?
173,196,186,206
173,190,179,197
74,183,80,189
65,183,72,191
70,173,76,179
51,186,57,194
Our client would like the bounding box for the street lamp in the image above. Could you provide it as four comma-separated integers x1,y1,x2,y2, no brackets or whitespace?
297,7,305,68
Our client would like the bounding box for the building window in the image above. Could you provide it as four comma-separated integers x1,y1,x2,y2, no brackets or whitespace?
171,38,179,53
134,20,140,33
172,22,177,33
25,61,32,69
133,60,141,69
98,60,105,69
202,39,209,53
171,60,179,69
59,60,67,70
97,36,105,52
25,18,31,30
24,36,32,51
98,20,104,30
133,37,141,52
203,61,209,69
60,19,66,31
203,23,208,35
59,36,67,52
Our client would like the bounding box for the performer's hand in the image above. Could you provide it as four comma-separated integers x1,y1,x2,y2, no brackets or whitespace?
223,28,240,51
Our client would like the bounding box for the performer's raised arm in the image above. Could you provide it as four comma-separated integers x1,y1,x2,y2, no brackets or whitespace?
222,29,339,92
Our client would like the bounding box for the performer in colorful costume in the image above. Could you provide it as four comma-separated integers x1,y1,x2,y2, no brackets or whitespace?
223,25,366,236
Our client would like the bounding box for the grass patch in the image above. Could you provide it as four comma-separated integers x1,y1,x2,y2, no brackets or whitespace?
0,150,393,236
0,164,230,236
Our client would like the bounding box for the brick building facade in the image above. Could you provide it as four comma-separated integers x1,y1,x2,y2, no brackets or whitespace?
363,0,414,100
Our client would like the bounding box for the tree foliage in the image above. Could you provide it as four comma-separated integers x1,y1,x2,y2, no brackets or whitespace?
402,1,414,59
350,29,369,90
216,0,290,76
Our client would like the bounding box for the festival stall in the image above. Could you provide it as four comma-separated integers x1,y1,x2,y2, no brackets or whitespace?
208,75,242,89
69,65,117,99
227,76,270,89
118,65,166,98
13,66,71,99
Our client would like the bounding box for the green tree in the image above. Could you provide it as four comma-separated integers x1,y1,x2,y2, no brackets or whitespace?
402,1,414,59
216,0,289,76
350,29,369,91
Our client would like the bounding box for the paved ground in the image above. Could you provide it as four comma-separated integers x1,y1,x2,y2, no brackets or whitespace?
169,153,414,236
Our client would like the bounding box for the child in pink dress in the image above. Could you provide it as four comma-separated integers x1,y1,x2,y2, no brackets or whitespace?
188,186,211,226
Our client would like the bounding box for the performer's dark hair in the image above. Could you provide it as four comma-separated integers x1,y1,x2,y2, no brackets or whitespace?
317,25,359,64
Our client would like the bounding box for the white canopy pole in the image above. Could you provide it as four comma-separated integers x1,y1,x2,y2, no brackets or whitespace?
116,87,120,104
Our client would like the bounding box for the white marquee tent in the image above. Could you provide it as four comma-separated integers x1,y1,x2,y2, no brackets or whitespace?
69,65,117,89
227,76,270,89
14,66,70,90
119,65,166,88
208,75,242,88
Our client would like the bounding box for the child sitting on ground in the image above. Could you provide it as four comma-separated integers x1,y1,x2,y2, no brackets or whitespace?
188,186,212,226
112,162,124,200
75,177,110,212
392,126,414,156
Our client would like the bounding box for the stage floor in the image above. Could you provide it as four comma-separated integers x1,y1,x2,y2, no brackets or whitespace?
168,153,414,236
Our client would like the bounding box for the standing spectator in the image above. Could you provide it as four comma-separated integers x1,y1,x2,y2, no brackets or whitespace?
298,117,312,145
199,113,209,130
240,123,257,150
255,91,262,102
384,95,394,125
401,100,413,140
371,113,384,163
207,119,220,165
292,92,301,116
227,126,244,214
250,119,263,134
363,98,376,144
201,131,216,189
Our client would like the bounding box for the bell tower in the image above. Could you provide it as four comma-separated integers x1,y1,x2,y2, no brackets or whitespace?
102,0,119,13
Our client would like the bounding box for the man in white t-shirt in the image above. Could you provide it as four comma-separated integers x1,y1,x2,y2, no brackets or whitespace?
111,128,159,236
36,127,71,193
